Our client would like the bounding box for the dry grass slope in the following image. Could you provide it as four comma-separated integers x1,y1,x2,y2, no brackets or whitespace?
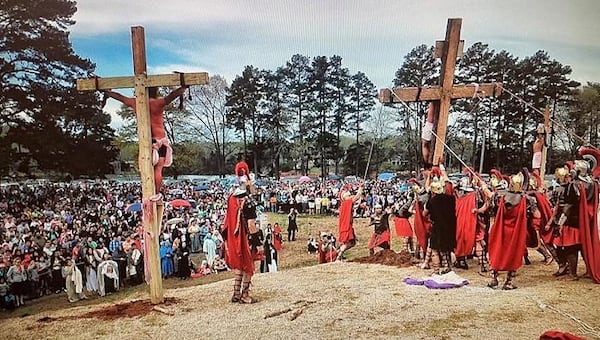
1,213,599,340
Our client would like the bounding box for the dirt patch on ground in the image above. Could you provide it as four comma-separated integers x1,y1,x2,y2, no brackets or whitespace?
36,297,179,322
4,262,599,340
351,249,415,267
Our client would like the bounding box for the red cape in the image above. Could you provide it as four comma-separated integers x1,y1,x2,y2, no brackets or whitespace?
338,199,355,243
273,226,283,251
579,182,600,283
393,216,413,237
533,192,555,245
368,230,391,249
413,201,431,251
454,192,477,257
318,241,337,264
222,195,254,276
489,196,528,271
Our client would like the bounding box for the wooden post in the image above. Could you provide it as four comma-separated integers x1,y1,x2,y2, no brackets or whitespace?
379,18,502,168
540,105,551,179
130,26,164,304
76,26,209,305
432,18,462,166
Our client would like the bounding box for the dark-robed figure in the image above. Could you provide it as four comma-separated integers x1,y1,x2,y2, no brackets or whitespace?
423,172,456,274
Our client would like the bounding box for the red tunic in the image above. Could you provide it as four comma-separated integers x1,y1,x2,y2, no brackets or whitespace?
338,199,355,244
318,241,337,264
222,195,254,276
368,230,391,249
393,216,413,237
273,225,283,251
454,192,477,258
489,196,528,271
533,192,555,245
578,182,600,283
413,201,431,251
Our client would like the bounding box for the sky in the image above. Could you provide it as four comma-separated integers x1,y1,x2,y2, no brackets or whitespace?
69,0,600,129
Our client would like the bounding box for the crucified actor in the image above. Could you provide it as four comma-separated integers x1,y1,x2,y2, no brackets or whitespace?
532,124,546,176
104,86,186,194
421,102,439,169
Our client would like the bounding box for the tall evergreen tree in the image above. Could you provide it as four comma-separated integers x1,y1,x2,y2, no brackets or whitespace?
348,71,377,175
1,0,116,177
225,65,261,171
281,54,312,173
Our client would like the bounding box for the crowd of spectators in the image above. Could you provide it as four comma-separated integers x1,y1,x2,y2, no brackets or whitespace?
0,174,412,310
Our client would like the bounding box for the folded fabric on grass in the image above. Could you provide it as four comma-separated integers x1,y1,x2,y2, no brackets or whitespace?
403,271,469,289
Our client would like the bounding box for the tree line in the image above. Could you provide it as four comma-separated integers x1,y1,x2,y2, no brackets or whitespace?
2,1,599,179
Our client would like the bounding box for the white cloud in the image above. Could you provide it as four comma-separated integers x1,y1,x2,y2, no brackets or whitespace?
73,0,600,88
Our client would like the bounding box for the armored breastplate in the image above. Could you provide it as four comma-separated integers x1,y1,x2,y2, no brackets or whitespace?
559,183,580,227
503,192,522,207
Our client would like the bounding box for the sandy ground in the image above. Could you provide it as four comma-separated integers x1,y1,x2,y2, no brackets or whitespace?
2,213,599,339
2,258,599,340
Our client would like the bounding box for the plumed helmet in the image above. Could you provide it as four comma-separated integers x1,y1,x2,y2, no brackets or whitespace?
490,169,504,188
530,173,542,190
554,166,568,182
235,161,250,177
574,159,590,177
578,146,600,178
430,178,444,194
509,173,524,193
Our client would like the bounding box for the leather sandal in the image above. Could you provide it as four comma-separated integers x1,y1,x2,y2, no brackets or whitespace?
239,295,257,304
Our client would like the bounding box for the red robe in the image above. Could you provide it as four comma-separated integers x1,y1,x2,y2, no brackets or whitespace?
579,182,600,283
273,225,283,251
533,192,555,245
338,199,355,244
318,241,337,264
368,230,391,249
222,195,254,276
489,196,528,271
393,216,413,237
454,192,477,258
413,201,431,251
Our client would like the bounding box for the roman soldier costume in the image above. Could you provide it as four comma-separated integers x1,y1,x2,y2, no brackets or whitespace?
488,172,529,290
222,162,263,303
367,204,391,255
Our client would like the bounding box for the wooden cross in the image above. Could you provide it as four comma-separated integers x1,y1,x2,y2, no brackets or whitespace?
77,26,208,304
380,18,503,166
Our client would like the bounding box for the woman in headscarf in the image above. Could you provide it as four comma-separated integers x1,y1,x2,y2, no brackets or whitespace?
159,240,174,278
97,255,119,296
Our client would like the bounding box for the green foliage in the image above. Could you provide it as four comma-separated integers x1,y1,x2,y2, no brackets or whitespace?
1,0,116,177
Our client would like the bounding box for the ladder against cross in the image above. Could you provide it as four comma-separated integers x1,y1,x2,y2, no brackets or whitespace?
76,26,208,304
380,18,502,166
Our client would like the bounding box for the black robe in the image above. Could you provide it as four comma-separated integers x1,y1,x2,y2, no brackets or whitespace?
427,193,457,252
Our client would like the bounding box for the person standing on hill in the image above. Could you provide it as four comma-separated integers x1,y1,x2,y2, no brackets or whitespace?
336,185,363,261
287,208,298,241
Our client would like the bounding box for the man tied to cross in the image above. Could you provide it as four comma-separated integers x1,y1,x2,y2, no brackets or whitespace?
104,86,187,194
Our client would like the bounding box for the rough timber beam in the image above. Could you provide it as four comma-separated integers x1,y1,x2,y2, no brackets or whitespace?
379,83,503,104
76,72,209,91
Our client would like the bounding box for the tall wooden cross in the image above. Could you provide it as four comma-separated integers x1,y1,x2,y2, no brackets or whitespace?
77,26,208,304
380,18,502,166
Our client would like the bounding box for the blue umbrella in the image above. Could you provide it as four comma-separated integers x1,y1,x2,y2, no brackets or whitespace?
327,174,341,181
125,202,142,213
194,184,210,191
377,172,396,181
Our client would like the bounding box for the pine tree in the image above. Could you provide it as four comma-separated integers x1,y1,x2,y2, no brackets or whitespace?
1,0,116,177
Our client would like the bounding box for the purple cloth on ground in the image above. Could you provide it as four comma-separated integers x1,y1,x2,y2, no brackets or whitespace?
423,279,468,289
403,277,424,285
